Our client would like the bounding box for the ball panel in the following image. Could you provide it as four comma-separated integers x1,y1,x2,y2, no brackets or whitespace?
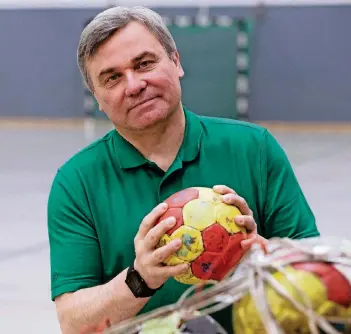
174,265,204,285
165,255,186,266
157,234,175,264
171,226,204,262
192,233,246,281
191,251,225,281
158,234,171,248
292,262,351,307
183,199,216,231
215,202,245,235
221,233,247,272
202,223,229,253
159,235,187,267
196,187,222,204
164,188,199,208
157,208,184,236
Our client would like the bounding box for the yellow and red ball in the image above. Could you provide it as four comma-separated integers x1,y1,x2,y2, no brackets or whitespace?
233,259,351,333
155,187,247,285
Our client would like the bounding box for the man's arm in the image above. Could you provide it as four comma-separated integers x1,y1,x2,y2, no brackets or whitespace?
48,170,187,334
48,171,148,333
260,129,320,239
55,268,149,334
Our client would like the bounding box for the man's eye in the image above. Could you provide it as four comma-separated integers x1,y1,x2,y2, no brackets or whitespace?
138,60,153,69
107,74,119,82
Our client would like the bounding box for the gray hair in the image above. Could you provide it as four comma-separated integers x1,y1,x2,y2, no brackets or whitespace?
77,6,177,91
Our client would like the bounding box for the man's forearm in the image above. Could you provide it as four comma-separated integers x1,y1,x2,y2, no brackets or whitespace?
56,268,150,334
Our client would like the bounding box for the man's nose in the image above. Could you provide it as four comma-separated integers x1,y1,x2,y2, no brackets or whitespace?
125,72,147,97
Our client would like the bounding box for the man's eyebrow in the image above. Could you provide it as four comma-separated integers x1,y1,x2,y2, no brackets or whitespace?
97,52,157,80
98,67,119,81
133,51,157,63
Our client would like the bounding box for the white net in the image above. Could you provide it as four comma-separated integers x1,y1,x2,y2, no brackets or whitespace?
105,237,351,334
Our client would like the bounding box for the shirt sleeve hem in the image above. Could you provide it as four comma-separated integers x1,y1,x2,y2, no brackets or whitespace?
51,280,100,301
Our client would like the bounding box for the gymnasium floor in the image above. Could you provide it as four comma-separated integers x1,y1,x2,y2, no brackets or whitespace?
0,121,350,333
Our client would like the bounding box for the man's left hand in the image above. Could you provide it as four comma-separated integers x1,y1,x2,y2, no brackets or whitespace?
213,185,267,250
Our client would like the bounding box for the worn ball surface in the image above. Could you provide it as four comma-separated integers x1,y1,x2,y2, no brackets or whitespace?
155,187,247,285
233,260,351,333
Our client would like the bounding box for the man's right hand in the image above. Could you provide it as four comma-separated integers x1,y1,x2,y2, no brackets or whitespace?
133,202,189,289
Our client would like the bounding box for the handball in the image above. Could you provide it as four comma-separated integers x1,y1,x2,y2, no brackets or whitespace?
233,260,351,333
155,187,247,285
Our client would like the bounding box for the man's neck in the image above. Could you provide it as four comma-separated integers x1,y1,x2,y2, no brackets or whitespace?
116,107,186,171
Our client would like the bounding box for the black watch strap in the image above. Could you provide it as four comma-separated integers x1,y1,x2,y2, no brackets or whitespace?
125,265,163,298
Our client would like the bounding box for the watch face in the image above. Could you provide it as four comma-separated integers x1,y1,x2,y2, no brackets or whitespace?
127,271,141,292
126,266,157,298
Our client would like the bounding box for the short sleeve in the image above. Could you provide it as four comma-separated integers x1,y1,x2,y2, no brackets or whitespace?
260,130,320,239
47,170,102,301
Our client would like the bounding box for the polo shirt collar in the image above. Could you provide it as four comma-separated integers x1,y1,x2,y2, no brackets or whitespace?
113,132,148,169
113,106,203,169
180,106,203,163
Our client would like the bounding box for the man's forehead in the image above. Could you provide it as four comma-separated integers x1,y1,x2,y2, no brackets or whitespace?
109,21,161,48
95,24,163,60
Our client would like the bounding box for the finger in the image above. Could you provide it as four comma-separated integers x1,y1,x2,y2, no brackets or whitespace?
213,185,236,195
234,215,257,233
256,236,269,254
152,238,182,264
135,203,168,242
221,193,253,216
241,233,259,250
143,216,177,250
156,263,189,281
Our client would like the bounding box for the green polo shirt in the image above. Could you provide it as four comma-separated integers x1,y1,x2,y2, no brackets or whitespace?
47,107,319,333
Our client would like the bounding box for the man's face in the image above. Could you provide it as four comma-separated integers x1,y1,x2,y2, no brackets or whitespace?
87,21,184,131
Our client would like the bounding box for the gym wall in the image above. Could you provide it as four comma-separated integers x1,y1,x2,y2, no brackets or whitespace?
0,1,350,122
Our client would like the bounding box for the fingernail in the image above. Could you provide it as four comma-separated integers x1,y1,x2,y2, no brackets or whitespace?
171,239,182,247
182,263,189,271
160,202,168,210
222,194,231,201
241,244,249,250
235,216,245,224
166,217,176,225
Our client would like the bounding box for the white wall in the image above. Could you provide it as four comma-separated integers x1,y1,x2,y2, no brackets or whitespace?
0,0,350,8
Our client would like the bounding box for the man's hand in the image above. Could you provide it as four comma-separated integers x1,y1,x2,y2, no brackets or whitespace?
133,203,189,290
213,185,267,250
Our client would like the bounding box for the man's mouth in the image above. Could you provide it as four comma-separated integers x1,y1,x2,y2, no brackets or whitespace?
130,97,158,111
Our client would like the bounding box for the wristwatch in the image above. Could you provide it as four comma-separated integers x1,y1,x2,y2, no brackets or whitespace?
125,264,163,298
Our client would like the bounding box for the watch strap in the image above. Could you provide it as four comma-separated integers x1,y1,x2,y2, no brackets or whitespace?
125,264,163,298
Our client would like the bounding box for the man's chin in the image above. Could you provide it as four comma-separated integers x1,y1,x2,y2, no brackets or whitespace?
129,107,170,130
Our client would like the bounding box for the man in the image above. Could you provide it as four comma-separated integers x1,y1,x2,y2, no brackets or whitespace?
47,6,320,334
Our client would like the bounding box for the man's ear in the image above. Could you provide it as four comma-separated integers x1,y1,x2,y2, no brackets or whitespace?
171,51,184,79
